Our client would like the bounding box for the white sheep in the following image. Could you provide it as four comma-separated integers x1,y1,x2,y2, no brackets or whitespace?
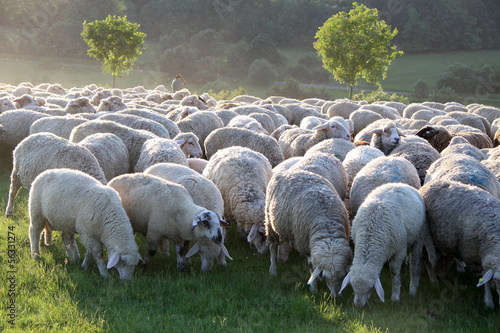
349,156,421,217
419,179,500,309
133,133,202,172
78,133,130,182
266,169,352,297
342,146,385,197
304,137,356,162
278,119,351,159
203,146,273,253
0,110,49,152
5,132,107,217
368,120,406,155
29,168,141,280
96,96,128,112
340,183,435,307
64,97,96,114
99,113,171,138
118,108,180,138
29,115,88,139
176,111,224,153
0,98,16,113
144,163,230,271
108,173,228,272
227,115,269,134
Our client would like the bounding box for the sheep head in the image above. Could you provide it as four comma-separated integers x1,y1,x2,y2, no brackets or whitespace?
106,251,142,280
477,268,500,309
368,121,404,155
174,132,203,158
313,119,351,141
339,270,385,307
192,210,228,244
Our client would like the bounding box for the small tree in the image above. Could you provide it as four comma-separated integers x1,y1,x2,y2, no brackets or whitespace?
314,2,403,99
81,15,146,88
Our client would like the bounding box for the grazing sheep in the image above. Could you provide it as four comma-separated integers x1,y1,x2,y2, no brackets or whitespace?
350,156,421,217
340,183,434,307
304,138,356,162
108,173,228,272
0,110,49,153
64,97,96,114
266,170,352,297
69,119,157,172
5,132,107,217
425,154,500,199
204,127,284,167
29,115,88,139
203,146,273,253
29,169,141,280
419,179,500,309
144,163,230,271
99,113,171,138
278,119,351,159
78,133,129,182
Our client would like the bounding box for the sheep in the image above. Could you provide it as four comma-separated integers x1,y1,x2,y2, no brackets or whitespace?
64,97,96,114
342,145,385,196
118,108,180,138
187,157,209,174
69,119,157,172
424,154,500,199
278,119,351,159
325,100,360,118
176,111,224,153
227,115,269,134
78,133,129,182
447,111,488,134
471,106,500,125
388,135,442,185
29,115,88,139
265,169,352,297
29,169,141,279
382,101,407,116
108,173,228,272
368,120,406,155
445,124,493,149
212,109,238,126
349,110,384,137
440,140,486,161
340,183,434,307
415,125,453,152
5,132,107,217
300,116,327,130
144,163,230,271
429,115,461,127
419,179,500,309
231,105,286,129
0,110,49,153
349,156,421,217
272,157,302,174
96,96,128,112
46,83,66,96
304,138,356,162
358,104,401,120
0,98,16,113
133,133,202,172
203,146,273,254
204,127,284,167
288,152,348,200
280,103,328,126
99,113,171,138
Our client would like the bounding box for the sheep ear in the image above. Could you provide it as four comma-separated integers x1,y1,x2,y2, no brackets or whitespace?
307,267,322,285
339,271,351,295
397,129,406,137
247,224,258,243
107,252,120,269
185,242,200,258
346,119,355,134
477,269,495,287
220,218,230,228
374,277,385,302
312,123,329,131
138,253,144,263
367,129,383,135
221,243,233,260
175,138,187,146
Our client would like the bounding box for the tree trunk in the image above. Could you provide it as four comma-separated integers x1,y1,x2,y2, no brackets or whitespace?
112,75,116,88
349,84,353,100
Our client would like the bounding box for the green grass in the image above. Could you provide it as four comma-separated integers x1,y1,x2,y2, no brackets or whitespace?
1,163,499,332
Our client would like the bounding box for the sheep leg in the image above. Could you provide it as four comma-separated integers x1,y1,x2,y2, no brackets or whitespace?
143,232,161,266
269,242,278,276
5,171,22,217
29,219,45,259
389,252,406,301
80,235,108,278
409,239,424,296
157,237,170,256
175,240,191,272
61,232,80,262
81,251,93,271
484,281,495,309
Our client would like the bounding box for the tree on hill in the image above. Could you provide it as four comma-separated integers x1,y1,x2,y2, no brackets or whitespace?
314,2,403,99
81,15,146,88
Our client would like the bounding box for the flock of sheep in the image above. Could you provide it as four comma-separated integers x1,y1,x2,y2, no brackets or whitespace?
1,81,499,309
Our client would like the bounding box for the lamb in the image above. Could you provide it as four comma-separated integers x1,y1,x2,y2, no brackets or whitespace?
419,179,500,309
340,183,436,307
78,133,130,181
204,127,284,167
69,119,157,172
133,132,202,172
108,173,228,272
29,169,141,280
29,115,88,139
203,146,273,254
265,169,352,297
99,113,171,138
64,97,96,114
349,156,421,217
144,163,230,271
278,119,351,159
5,132,107,217
424,154,500,199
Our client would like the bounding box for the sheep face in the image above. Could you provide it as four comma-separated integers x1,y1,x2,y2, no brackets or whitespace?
65,97,96,114
0,98,16,113
343,269,385,308
176,135,203,158
192,210,227,244
478,268,500,308
106,252,141,280
369,122,404,154
313,120,351,141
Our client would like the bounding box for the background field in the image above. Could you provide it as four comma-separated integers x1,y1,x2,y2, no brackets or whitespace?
0,159,499,332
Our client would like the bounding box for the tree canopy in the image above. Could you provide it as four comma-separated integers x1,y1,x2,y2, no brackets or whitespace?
314,2,403,99
81,15,146,87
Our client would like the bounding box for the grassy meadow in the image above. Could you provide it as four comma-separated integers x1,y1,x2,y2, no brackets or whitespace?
0,159,499,332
